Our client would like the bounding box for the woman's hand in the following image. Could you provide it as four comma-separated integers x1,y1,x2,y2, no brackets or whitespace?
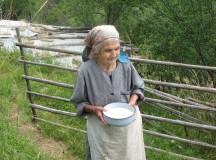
94,106,107,124
128,94,139,106
84,105,107,124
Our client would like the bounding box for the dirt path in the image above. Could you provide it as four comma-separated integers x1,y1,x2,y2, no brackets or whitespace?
9,104,79,160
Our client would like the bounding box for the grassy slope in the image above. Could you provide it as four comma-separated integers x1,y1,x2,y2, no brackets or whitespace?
0,51,55,160
0,50,215,159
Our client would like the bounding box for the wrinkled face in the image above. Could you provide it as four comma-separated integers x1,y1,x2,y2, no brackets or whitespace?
96,40,120,64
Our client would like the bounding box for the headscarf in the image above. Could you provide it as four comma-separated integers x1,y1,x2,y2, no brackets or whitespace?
82,25,120,62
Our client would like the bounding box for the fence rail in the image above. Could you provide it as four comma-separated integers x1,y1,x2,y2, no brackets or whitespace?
143,79,216,93
130,57,216,71
143,129,216,149
23,75,74,89
145,146,204,160
142,114,216,131
18,58,78,72
145,97,216,112
16,42,81,55
27,90,216,112
19,55,216,93
29,102,216,131
16,42,216,71
145,87,212,108
27,91,70,102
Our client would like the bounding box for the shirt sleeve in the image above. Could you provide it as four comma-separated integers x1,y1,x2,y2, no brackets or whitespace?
130,63,145,101
71,69,89,116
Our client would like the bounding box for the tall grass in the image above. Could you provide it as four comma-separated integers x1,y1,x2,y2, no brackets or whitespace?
0,50,55,160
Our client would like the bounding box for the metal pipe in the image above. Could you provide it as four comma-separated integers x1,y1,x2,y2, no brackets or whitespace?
27,91,70,102
130,57,216,71
142,114,216,131
18,58,78,72
145,101,207,124
144,79,216,93
30,103,216,131
145,146,204,160
30,103,76,117
144,97,216,112
145,88,181,103
145,87,210,108
143,129,216,149
16,42,81,55
22,75,74,89
16,28,37,120
16,42,216,72
33,116,86,133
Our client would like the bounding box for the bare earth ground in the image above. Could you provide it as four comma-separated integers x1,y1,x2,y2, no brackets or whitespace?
9,104,79,160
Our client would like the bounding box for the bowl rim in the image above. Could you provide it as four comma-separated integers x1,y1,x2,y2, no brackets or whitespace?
103,102,136,120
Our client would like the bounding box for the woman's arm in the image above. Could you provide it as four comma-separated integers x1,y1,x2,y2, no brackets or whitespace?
71,68,107,124
129,94,139,106
71,69,89,116
130,63,145,103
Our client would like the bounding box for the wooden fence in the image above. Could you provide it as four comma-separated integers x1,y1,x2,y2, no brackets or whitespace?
16,28,216,160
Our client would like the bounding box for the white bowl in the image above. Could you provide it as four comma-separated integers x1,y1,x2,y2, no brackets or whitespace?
103,102,136,126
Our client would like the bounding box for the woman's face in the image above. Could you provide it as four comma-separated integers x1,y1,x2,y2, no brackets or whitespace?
96,40,120,64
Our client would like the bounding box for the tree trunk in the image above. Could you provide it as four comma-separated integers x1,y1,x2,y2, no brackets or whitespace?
194,42,215,87
0,7,2,19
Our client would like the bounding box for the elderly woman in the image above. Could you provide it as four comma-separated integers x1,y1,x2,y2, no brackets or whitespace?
71,25,146,160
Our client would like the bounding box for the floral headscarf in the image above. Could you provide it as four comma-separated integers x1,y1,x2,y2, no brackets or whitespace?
82,25,120,61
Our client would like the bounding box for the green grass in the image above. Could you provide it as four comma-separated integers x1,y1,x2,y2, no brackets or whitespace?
0,51,55,160
0,111,54,160
0,50,215,159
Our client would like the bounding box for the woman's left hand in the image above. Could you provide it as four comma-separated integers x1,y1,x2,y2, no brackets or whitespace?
128,94,139,106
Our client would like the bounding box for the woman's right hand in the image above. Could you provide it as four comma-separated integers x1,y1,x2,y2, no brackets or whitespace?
94,106,107,124
84,105,107,124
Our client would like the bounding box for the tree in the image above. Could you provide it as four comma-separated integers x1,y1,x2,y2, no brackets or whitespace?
131,0,216,86
1,0,40,21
